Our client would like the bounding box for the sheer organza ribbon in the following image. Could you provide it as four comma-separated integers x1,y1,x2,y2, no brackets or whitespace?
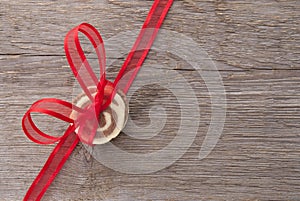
22,0,173,200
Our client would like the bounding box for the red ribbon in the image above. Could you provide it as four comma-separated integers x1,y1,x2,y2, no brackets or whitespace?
22,0,173,200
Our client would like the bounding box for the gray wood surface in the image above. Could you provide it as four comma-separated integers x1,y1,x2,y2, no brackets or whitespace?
1,0,300,200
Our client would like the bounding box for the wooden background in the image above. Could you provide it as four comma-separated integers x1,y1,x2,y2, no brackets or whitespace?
1,0,300,200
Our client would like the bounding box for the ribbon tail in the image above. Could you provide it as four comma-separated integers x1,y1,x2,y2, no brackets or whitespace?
24,125,79,201
114,0,174,93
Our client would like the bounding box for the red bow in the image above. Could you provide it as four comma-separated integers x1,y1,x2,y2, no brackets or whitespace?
23,23,110,146
22,0,173,200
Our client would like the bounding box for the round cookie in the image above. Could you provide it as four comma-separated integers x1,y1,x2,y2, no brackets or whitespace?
70,85,129,144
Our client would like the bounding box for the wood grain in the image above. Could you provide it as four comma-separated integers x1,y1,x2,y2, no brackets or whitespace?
1,0,300,200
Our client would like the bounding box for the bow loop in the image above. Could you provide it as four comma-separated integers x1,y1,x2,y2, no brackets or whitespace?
22,98,82,144
65,23,106,102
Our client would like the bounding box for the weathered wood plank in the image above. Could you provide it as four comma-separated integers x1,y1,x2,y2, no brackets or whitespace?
1,0,299,200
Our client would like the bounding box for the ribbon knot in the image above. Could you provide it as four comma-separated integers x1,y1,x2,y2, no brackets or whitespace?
75,80,115,145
